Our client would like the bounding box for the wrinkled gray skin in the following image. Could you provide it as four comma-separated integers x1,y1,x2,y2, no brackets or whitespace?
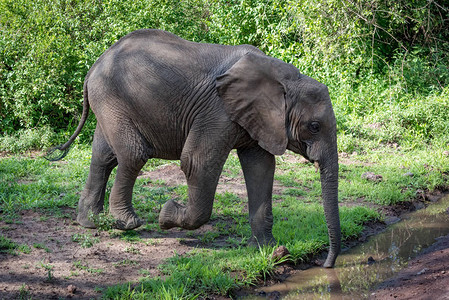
57,29,341,268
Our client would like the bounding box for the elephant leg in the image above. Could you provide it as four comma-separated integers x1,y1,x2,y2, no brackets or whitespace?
237,145,276,246
159,124,232,230
108,161,146,230
98,117,151,230
77,126,118,228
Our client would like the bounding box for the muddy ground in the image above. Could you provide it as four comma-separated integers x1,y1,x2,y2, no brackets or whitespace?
369,232,449,300
1,161,449,299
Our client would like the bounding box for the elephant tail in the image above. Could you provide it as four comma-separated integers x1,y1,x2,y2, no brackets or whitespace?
44,77,90,161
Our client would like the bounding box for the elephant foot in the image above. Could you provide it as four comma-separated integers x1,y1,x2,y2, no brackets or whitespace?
159,199,184,230
76,213,97,229
159,200,210,230
114,217,143,230
323,252,338,268
248,234,276,247
110,208,143,231
77,196,104,228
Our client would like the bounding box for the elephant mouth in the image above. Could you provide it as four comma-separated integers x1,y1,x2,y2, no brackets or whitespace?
287,140,311,161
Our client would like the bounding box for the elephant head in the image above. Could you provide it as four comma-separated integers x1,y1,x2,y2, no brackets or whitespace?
216,52,340,268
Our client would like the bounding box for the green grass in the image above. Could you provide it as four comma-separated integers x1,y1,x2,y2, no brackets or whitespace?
73,260,104,274
33,243,51,253
2,142,448,298
0,144,90,218
0,234,31,255
0,235,18,254
72,233,100,248
338,148,449,205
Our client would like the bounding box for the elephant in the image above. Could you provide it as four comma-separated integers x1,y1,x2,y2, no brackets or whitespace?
47,29,341,268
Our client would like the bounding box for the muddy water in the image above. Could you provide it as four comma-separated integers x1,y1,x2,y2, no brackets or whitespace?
254,194,449,299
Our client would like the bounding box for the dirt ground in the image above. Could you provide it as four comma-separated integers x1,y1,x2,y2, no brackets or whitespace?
370,232,449,300
1,159,449,299
0,208,207,299
0,161,288,300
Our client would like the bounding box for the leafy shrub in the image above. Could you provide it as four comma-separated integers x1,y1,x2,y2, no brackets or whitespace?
1,0,448,151
0,126,58,152
0,0,209,136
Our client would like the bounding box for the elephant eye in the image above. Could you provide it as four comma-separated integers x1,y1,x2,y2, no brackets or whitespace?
308,121,321,134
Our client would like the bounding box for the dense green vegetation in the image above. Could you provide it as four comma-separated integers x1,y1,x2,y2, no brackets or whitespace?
1,0,448,150
1,0,449,298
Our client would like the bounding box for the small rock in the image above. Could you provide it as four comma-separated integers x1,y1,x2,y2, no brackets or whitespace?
67,285,77,294
271,246,290,261
403,172,414,177
384,216,401,225
367,256,376,265
361,172,383,182
417,268,428,275
414,202,425,210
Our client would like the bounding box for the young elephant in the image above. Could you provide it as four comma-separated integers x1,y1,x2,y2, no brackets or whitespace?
49,29,341,268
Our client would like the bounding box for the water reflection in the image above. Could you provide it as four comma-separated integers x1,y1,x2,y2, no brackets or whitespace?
257,195,449,299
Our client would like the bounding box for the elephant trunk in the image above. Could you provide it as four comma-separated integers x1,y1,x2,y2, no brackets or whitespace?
318,149,341,268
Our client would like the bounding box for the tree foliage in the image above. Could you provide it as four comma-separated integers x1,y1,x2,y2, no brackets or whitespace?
0,0,448,148
0,0,209,134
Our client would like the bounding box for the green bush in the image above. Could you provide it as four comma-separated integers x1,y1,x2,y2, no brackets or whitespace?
0,126,58,152
0,0,209,136
1,0,448,151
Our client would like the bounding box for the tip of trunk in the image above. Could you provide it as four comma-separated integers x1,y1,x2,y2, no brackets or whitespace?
323,253,339,268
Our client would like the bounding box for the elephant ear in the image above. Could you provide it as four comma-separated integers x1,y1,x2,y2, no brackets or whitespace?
216,53,287,155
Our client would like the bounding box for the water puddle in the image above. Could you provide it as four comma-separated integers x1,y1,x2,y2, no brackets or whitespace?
253,194,449,299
